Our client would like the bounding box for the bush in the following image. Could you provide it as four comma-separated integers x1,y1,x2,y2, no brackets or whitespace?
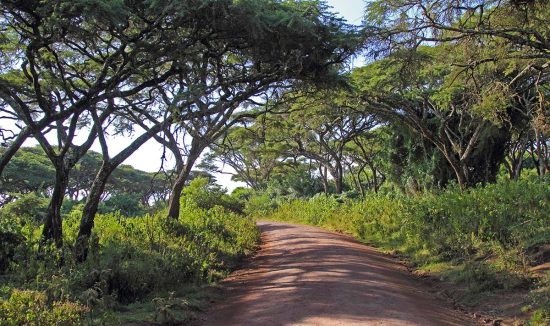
60,207,258,305
0,193,47,273
0,192,48,226
182,177,244,214
98,193,146,217
0,180,260,323
0,289,88,325
263,179,549,294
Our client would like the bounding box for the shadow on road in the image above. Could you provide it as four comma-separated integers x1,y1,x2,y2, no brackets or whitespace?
201,221,476,326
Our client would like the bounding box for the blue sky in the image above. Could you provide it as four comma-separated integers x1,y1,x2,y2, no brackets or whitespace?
325,0,366,25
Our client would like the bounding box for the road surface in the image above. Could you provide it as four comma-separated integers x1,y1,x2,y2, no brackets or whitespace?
202,221,477,326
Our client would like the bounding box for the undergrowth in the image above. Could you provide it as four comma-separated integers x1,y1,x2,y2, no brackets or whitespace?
0,178,259,325
255,179,550,319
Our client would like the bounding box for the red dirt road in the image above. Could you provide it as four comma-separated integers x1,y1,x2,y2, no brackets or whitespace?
202,222,477,326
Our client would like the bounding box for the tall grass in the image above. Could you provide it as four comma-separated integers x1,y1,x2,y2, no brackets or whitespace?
257,179,550,316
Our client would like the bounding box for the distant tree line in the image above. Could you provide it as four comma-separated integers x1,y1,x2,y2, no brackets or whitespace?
0,146,216,210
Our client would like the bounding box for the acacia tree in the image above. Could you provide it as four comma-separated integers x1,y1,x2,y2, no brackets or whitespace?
345,132,387,195
275,91,377,194
75,103,173,261
363,0,549,181
71,0,359,259
0,0,198,247
158,0,359,219
209,123,286,190
207,114,329,197
353,39,547,187
365,0,550,59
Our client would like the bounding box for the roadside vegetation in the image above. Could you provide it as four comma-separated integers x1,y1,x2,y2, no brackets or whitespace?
1,177,258,324
0,0,549,325
250,179,549,322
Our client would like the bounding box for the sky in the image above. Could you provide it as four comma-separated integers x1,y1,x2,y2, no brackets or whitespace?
10,0,367,192
326,0,366,25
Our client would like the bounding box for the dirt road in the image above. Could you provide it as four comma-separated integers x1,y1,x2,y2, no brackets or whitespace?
202,222,477,326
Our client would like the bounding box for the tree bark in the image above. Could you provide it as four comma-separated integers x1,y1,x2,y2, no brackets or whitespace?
535,130,548,178
319,164,328,194
441,148,467,189
41,165,69,248
371,165,379,194
331,161,344,194
355,165,366,198
74,163,113,262
347,163,361,195
166,139,205,220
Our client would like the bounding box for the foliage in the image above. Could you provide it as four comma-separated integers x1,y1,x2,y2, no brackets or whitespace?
0,0,548,324
181,177,244,214
261,179,549,309
0,148,171,207
0,289,88,325
0,182,258,322
0,192,49,226
98,193,147,217
0,147,54,201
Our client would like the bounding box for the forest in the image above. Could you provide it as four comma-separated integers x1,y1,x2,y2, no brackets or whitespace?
0,0,548,325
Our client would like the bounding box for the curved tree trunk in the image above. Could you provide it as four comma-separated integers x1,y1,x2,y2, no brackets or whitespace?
73,120,168,262
441,150,467,189
166,166,190,220
74,162,113,262
42,165,69,248
166,139,205,220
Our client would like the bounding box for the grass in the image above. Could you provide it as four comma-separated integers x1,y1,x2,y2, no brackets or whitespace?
253,179,550,321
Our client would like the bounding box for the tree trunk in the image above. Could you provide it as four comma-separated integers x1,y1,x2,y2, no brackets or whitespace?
363,169,371,191
442,150,467,189
347,163,360,194
73,120,168,262
331,161,344,194
42,166,69,248
356,165,366,198
319,164,328,194
535,131,548,178
74,162,113,262
371,166,379,194
166,140,204,220
507,154,523,181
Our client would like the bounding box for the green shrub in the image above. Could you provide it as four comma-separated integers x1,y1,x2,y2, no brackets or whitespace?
59,207,258,305
244,192,277,216
231,187,254,201
262,179,549,301
0,192,48,226
0,289,88,325
182,177,244,214
0,180,259,322
98,193,146,217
